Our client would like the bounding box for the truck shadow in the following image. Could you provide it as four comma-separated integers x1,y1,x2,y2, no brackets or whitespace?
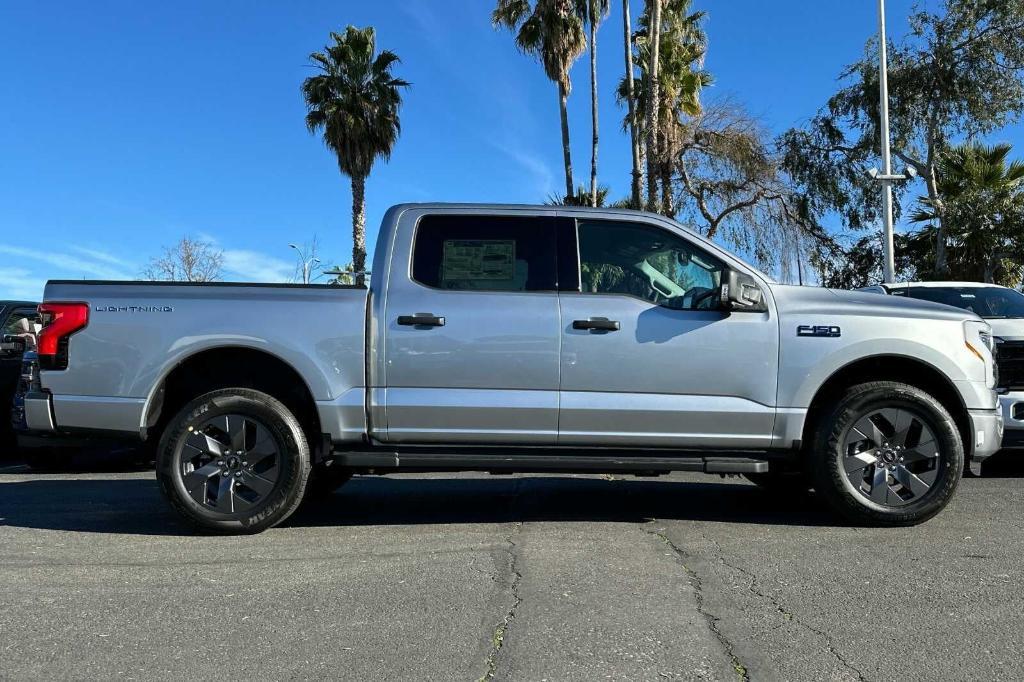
0,474,839,536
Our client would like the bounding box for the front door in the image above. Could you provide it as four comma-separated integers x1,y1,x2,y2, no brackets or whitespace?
381,212,565,444
557,218,780,449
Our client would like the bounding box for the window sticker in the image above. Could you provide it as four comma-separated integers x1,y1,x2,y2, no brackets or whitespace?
442,239,516,281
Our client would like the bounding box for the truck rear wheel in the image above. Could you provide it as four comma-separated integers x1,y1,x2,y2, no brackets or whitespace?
156,388,311,534
810,381,963,526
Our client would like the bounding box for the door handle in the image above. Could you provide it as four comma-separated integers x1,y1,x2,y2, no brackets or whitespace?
572,318,620,332
398,314,445,327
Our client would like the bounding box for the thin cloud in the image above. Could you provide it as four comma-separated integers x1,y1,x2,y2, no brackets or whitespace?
68,246,135,270
489,141,556,199
222,249,294,283
0,267,48,301
0,244,135,280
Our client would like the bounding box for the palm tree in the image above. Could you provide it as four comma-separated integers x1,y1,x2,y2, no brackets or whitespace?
911,141,1024,283
493,0,587,202
645,0,662,212
577,0,610,207
618,0,710,215
301,26,409,283
621,0,642,208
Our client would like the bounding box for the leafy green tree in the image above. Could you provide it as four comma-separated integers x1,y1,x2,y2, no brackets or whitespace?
301,26,409,284
780,0,1024,277
493,0,587,202
812,231,931,289
911,142,1024,284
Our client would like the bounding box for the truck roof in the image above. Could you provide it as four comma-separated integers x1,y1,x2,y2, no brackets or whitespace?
881,281,1011,290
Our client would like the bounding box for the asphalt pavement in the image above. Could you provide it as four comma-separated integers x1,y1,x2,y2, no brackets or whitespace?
1,454,1023,681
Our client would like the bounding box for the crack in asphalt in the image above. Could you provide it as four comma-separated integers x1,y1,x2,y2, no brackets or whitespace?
645,524,750,681
479,521,523,682
698,531,870,682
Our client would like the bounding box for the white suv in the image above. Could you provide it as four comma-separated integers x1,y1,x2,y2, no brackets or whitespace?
862,282,1024,449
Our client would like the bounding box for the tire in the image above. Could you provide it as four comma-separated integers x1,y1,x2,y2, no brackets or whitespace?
156,388,311,534
743,470,811,495
809,381,963,526
304,460,354,500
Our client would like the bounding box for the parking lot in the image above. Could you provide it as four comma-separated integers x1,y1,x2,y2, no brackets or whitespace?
1,455,1023,681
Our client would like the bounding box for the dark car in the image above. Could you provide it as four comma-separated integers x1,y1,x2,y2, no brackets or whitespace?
1,301,40,459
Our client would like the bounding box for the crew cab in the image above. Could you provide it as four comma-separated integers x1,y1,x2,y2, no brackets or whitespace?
19,205,1003,532
861,281,1024,450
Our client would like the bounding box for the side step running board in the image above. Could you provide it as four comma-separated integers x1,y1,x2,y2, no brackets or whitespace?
331,451,769,474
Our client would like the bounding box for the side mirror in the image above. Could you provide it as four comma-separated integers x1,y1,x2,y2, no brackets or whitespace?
719,270,767,312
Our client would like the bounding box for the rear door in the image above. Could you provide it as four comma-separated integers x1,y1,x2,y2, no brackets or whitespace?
557,217,780,448
380,211,567,444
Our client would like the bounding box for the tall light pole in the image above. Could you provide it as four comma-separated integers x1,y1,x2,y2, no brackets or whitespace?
877,0,896,283
289,243,320,284
869,0,916,282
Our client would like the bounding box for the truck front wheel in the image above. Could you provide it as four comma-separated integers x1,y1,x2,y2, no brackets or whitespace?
810,381,963,526
156,389,311,534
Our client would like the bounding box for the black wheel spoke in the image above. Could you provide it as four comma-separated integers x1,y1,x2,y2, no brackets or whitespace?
184,462,221,497
240,471,275,497
843,405,941,508
213,474,235,512
178,412,281,515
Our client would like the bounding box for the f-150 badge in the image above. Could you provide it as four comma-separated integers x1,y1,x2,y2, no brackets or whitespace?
798,325,841,338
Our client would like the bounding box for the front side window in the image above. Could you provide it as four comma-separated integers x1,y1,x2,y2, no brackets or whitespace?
412,215,558,292
576,220,724,310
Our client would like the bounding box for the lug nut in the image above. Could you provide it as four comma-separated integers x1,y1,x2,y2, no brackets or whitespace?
234,471,242,478
217,460,224,466
221,471,229,477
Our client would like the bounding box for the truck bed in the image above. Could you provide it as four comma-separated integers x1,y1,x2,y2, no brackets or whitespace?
39,280,368,439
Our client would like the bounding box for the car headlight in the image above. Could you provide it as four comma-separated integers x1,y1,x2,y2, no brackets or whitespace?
964,320,996,387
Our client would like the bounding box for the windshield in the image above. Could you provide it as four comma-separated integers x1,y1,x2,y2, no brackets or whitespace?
895,286,1024,319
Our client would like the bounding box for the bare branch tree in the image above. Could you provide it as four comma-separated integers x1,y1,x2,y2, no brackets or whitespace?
289,236,327,284
673,100,839,280
143,237,224,282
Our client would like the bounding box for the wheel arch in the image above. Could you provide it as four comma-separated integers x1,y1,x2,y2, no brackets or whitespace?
800,354,971,457
142,345,323,447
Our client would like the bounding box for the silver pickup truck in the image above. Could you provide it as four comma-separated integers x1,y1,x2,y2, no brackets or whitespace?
21,204,1003,532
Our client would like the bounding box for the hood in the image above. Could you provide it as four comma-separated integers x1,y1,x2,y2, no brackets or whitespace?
987,317,1024,340
769,284,983,323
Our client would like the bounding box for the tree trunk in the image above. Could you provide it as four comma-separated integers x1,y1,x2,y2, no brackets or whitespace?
558,80,575,202
588,6,599,207
928,171,949,277
623,0,642,208
924,119,949,278
645,0,662,212
660,163,673,217
351,175,367,286
660,131,673,217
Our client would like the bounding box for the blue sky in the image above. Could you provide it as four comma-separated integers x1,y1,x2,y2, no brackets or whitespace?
1,0,1022,300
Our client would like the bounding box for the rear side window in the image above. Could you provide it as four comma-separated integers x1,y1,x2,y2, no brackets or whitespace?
412,215,558,292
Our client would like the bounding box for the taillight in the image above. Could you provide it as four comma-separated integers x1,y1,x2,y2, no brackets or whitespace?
38,302,89,370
